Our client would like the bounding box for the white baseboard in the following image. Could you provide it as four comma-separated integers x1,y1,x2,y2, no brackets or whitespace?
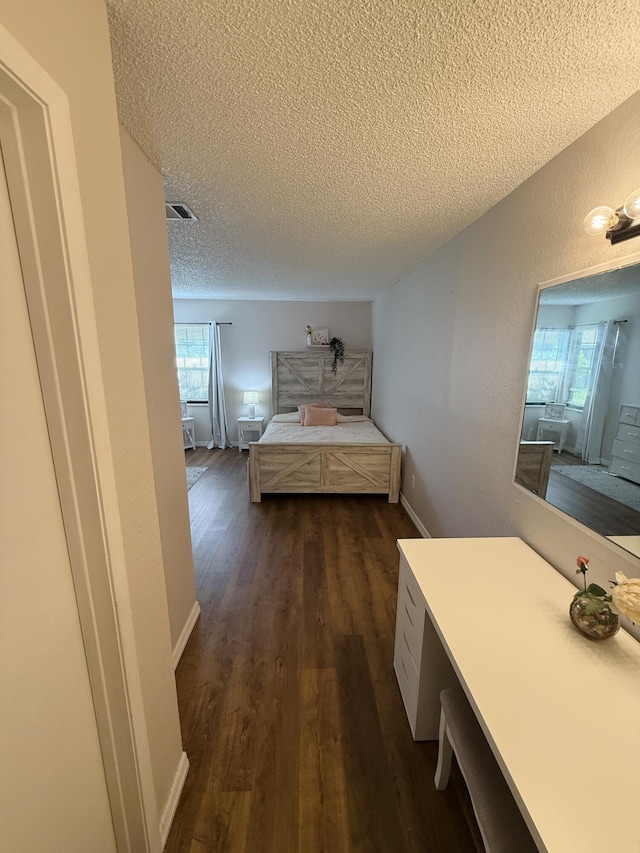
399,492,431,539
159,750,189,848
172,600,201,670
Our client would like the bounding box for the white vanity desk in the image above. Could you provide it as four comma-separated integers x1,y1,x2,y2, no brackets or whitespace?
394,537,640,853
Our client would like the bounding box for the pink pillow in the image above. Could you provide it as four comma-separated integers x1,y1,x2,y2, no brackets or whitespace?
297,402,334,425
303,406,337,426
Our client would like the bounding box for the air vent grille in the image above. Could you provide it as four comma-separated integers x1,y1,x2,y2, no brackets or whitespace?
166,202,197,221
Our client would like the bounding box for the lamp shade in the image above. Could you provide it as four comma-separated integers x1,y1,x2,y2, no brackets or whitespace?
243,390,259,418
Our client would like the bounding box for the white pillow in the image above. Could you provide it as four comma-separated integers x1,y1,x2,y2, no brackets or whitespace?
336,414,371,423
270,412,301,423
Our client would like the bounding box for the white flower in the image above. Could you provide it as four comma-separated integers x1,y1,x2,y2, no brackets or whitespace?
610,572,640,624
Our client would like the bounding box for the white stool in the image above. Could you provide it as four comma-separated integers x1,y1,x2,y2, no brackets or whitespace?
435,688,537,853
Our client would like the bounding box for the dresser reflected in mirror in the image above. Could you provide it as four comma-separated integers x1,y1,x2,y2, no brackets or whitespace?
515,257,640,560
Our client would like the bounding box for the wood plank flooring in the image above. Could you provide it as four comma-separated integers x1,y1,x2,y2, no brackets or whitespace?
546,466,640,538
168,448,481,853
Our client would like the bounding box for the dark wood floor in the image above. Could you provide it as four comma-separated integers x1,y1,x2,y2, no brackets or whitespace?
167,448,482,853
546,456,640,538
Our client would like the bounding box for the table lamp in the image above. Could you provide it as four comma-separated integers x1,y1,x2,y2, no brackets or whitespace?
243,391,258,418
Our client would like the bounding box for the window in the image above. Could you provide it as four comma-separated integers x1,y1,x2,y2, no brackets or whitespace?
564,325,601,410
174,323,210,402
526,328,570,404
526,324,604,410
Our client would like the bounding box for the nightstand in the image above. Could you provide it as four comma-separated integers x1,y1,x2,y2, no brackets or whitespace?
182,416,196,450
237,416,264,451
536,417,570,453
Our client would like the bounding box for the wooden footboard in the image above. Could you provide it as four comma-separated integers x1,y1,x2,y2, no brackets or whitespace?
249,442,402,503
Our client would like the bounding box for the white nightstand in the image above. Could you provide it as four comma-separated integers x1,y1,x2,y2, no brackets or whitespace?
237,416,264,451
536,417,570,453
182,416,196,450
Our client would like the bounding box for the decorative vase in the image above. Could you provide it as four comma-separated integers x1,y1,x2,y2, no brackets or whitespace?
569,594,620,641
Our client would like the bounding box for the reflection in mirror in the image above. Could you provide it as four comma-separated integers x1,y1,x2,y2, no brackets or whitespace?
515,260,640,560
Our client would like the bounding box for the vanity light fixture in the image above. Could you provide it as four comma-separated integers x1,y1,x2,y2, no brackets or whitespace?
583,187,640,244
243,390,259,418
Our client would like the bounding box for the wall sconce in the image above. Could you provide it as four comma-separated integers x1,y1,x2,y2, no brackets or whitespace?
243,391,259,418
583,187,640,244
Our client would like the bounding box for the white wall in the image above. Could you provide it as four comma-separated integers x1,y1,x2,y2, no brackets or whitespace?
372,91,640,637
173,299,371,442
0,0,185,834
120,127,198,659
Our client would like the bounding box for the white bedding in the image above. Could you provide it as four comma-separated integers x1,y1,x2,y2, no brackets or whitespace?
259,418,389,445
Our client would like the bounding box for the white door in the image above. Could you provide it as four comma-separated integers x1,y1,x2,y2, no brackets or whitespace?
0,144,117,851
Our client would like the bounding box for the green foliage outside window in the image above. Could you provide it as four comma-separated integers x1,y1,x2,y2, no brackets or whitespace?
175,323,209,402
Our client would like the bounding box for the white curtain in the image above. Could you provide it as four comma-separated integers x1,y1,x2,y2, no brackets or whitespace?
207,322,229,449
580,320,618,463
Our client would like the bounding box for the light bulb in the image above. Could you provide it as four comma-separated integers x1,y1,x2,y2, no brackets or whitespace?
623,188,640,220
583,206,619,236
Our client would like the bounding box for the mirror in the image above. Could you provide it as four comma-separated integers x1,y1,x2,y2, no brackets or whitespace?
515,259,640,560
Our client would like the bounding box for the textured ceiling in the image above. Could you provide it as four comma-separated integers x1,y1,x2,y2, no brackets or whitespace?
541,262,640,304
107,0,640,301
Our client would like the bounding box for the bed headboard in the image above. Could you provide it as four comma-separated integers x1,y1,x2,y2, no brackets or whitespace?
270,351,372,416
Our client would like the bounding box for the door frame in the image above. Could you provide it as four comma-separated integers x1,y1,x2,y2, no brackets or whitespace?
0,24,160,853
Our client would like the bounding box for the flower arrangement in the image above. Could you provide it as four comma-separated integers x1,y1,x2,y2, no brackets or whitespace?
571,555,640,639
571,555,619,640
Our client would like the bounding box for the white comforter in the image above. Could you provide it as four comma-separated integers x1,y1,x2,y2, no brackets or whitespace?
259,418,390,444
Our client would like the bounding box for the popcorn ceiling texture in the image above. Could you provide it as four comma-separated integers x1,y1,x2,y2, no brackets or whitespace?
107,0,640,301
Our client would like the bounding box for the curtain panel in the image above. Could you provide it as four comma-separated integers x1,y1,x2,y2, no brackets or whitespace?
207,322,229,449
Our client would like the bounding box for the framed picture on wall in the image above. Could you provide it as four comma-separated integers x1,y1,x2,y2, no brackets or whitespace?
309,328,330,346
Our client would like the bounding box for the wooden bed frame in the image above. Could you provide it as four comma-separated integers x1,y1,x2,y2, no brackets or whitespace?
248,351,401,502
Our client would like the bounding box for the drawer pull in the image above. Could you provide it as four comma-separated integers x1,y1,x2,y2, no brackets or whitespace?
404,582,416,608
623,449,635,454
404,601,414,627
626,431,639,438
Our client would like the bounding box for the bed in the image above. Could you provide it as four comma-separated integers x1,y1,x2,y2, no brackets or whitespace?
248,351,402,502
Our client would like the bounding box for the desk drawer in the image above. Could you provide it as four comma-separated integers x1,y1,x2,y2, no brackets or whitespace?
398,556,425,620
609,455,640,485
395,612,421,680
394,645,418,730
395,589,425,670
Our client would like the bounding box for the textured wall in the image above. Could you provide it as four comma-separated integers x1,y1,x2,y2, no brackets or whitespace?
120,127,198,657
372,91,640,637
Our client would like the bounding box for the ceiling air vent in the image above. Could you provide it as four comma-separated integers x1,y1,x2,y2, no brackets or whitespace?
165,202,198,221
